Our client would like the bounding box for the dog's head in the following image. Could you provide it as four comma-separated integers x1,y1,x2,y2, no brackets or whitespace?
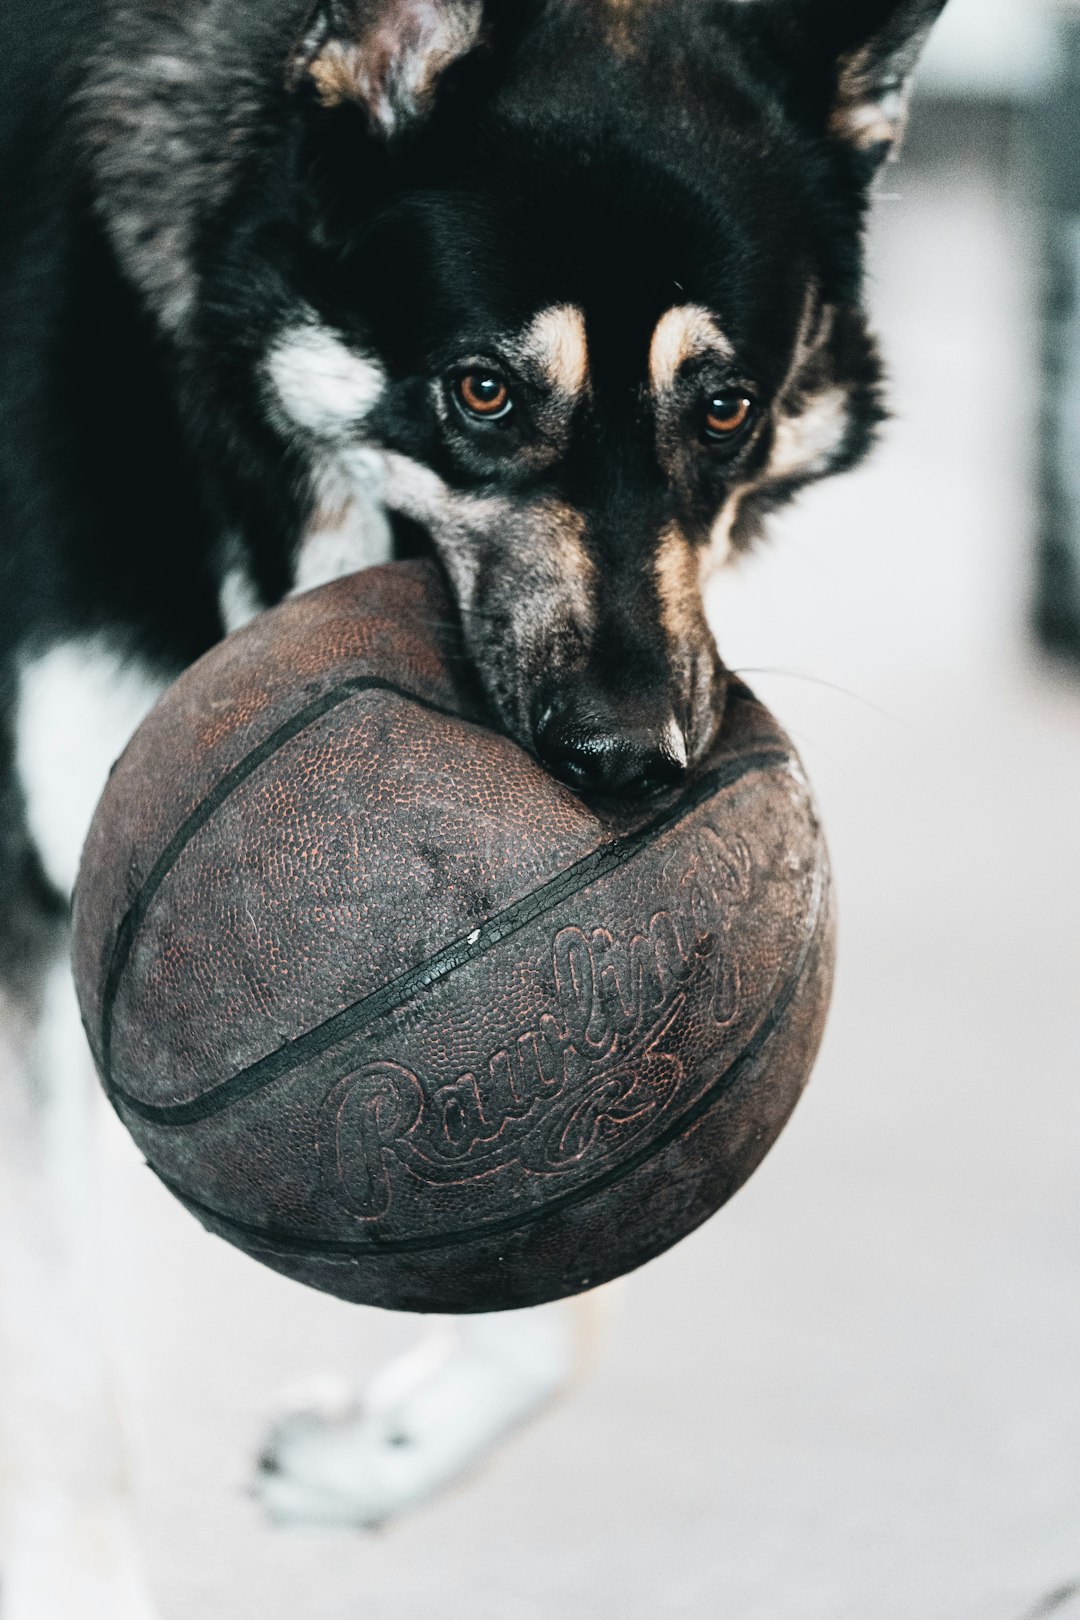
265,0,948,796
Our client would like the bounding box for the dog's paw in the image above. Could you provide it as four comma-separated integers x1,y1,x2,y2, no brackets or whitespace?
252,1308,577,1530
0,1489,162,1620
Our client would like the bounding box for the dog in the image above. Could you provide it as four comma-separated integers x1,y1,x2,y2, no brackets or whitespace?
0,0,949,1608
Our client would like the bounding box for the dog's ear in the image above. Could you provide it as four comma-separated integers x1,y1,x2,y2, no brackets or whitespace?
752,0,949,170
287,0,490,133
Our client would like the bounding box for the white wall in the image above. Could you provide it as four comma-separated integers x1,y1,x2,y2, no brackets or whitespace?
920,0,1061,98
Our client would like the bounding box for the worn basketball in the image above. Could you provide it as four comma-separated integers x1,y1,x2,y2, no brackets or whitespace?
72,561,833,1314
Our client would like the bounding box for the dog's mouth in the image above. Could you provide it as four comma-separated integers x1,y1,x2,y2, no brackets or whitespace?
379,454,726,801
453,606,728,805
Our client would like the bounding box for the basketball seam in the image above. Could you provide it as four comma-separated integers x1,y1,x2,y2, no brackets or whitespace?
144,848,828,1261
95,676,473,1082
103,739,793,1126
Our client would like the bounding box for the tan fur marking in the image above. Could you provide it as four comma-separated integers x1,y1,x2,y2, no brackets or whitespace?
831,43,916,153
308,41,367,108
654,523,705,650
649,306,734,396
653,522,718,766
303,1,483,120
401,2,484,108
520,306,590,401
532,502,595,606
593,0,652,56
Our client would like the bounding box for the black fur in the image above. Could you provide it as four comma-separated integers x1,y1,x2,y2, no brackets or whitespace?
0,0,949,955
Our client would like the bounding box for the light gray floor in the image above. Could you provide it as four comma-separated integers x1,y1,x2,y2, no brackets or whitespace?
97,136,1080,1619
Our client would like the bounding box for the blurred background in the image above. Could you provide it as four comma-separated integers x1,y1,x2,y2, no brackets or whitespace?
97,1,1080,1615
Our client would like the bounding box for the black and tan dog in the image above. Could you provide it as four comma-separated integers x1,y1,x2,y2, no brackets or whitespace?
0,0,947,1606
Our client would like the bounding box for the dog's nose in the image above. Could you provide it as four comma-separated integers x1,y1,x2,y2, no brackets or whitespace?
534,702,689,800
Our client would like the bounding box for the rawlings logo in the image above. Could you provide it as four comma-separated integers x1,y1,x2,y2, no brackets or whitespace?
318,825,754,1220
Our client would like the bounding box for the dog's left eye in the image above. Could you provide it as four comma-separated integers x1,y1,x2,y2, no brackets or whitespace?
703,393,754,441
456,373,514,421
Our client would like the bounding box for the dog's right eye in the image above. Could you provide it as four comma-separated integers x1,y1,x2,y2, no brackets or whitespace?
703,392,754,441
456,373,513,421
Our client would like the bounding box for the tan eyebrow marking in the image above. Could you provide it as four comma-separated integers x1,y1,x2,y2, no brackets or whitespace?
649,305,735,395
518,305,590,401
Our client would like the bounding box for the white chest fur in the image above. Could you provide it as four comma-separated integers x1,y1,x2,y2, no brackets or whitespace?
15,641,167,898
292,450,394,596
17,315,398,900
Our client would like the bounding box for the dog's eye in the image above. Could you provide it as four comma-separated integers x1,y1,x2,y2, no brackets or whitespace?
703,393,754,441
457,373,513,420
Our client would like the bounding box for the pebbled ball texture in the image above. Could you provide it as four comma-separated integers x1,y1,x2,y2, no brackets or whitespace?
73,561,834,1313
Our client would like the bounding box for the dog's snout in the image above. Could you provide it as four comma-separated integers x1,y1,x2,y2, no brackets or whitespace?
534,697,688,801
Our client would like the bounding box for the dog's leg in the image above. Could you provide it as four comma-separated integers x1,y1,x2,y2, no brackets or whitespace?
0,639,167,1617
0,954,162,1620
254,1284,622,1529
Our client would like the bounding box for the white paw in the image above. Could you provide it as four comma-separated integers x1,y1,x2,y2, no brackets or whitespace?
0,1490,162,1620
253,1307,577,1530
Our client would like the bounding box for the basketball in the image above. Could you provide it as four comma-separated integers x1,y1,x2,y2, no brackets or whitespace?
72,562,834,1314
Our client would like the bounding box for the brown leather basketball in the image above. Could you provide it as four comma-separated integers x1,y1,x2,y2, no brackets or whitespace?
72,561,833,1313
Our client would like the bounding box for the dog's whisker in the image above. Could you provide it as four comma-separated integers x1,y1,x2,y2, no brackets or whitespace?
728,667,908,729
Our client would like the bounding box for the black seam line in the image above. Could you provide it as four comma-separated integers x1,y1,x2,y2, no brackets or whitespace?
98,677,471,1082
108,745,791,1128
148,846,827,1260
